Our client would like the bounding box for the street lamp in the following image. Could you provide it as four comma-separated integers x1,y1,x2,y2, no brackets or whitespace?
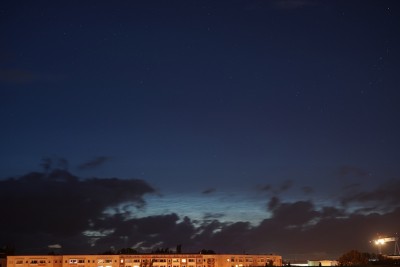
374,238,385,254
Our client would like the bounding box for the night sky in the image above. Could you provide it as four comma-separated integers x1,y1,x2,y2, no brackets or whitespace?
1,0,400,261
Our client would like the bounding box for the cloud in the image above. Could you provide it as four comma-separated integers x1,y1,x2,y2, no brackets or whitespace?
259,180,293,195
86,192,400,258
267,196,280,211
279,180,293,192
203,213,225,220
1,168,399,259
78,156,110,170
269,198,319,228
40,156,69,172
202,188,216,194
260,184,272,192
0,169,155,253
340,179,400,212
302,186,314,194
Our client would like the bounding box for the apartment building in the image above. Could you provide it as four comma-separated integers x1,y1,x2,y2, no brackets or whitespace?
6,254,282,267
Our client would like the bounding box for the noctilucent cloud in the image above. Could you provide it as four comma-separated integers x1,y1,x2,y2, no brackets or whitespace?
1,0,400,260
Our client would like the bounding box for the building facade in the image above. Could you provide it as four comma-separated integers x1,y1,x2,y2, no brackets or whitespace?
6,254,282,267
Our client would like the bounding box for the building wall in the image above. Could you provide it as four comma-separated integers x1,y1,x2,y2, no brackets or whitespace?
307,260,337,266
1,258,7,267
211,254,282,267
6,255,63,267
7,254,282,267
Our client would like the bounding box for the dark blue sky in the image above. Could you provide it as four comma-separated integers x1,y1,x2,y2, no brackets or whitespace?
1,0,400,260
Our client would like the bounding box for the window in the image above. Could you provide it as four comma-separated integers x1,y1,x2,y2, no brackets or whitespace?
69,260,78,264
16,260,24,265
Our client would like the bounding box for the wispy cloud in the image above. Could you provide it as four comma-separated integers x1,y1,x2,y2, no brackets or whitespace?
78,156,110,170
202,188,216,194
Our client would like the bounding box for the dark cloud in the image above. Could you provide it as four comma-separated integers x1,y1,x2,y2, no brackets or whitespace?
267,196,280,211
40,156,69,172
302,186,314,194
0,169,154,253
320,206,345,219
78,156,110,170
203,213,225,220
260,184,272,192
340,179,400,212
202,188,216,194
270,199,318,228
259,180,293,195
279,180,293,192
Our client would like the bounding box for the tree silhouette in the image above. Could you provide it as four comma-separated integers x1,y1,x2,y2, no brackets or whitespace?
338,250,370,266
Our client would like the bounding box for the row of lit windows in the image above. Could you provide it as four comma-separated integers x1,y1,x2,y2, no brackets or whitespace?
11,259,204,265
68,260,117,264
227,259,271,263
13,260,50,264
124,259,200,264
10,257,276,266
10,259,118,265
